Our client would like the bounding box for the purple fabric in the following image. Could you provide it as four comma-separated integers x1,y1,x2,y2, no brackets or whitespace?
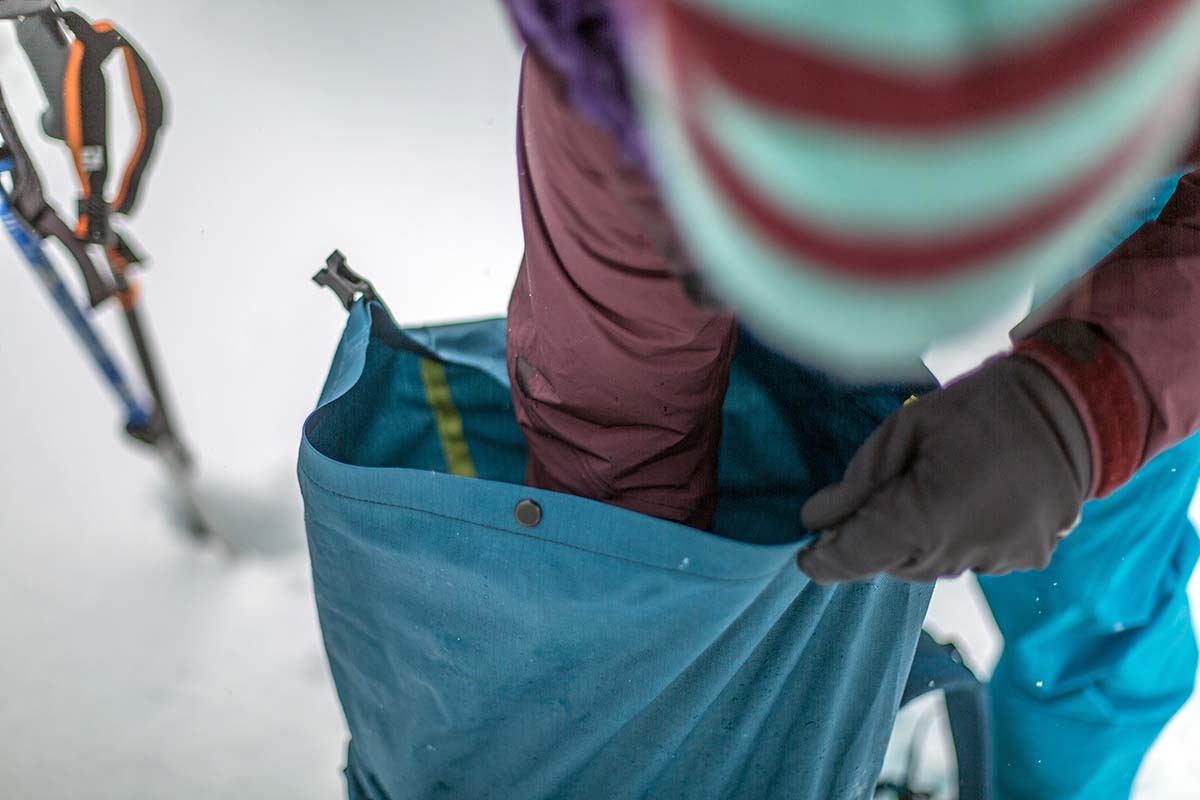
499,0,643,163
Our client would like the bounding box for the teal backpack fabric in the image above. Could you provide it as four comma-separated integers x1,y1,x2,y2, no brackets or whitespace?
298,298,934,799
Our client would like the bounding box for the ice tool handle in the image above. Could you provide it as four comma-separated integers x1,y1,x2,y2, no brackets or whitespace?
18,9,166,246
0,68,112,306
15,8,68,140
0,1,55,20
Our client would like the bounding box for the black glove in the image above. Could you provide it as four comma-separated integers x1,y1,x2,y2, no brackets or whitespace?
797,354,1092,584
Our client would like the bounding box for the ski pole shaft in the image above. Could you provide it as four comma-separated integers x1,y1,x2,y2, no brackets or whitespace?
103,248,193,467
2,192,210,537
0,164,153,431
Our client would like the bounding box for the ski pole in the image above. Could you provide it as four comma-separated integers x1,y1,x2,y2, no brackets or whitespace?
100,242,189,459
1,159,209,536
0,158,153,431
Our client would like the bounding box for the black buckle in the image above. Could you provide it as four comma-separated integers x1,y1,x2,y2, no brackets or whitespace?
313,250,378,311
78,195,110,244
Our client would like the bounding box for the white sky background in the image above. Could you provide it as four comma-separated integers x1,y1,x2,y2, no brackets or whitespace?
0,2,1195,798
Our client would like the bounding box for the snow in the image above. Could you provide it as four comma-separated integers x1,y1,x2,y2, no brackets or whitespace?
0,2,1196,798
1,2,521,797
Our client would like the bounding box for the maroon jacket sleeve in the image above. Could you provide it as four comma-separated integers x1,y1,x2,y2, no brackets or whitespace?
506,52,737,530
1016,166,1200,497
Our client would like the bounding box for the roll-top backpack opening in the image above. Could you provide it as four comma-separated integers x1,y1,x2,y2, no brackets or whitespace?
297,283,942,799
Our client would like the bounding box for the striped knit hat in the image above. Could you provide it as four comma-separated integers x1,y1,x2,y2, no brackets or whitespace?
619,0,1200,373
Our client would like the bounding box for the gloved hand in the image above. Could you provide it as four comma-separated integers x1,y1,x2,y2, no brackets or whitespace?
797,354,1092,584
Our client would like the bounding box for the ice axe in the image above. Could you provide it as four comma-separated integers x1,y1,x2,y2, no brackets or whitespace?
1,7,304,556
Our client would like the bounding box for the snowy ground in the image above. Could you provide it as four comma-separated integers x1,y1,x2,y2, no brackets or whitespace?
0,3,1196,798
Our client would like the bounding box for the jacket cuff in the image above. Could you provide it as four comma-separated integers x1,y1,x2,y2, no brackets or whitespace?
1013,332,1149,498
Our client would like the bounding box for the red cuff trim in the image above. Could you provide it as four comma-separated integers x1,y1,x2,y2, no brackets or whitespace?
1014,338,1146,498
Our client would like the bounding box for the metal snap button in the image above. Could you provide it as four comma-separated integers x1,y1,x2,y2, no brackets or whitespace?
514,499,543,528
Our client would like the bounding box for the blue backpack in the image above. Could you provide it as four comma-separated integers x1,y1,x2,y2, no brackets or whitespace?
300,256,988,799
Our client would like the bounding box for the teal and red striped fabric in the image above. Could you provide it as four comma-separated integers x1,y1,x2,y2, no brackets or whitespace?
621,0,1200,373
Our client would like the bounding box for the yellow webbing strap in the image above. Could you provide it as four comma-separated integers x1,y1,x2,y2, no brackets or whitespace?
420,358,478,479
